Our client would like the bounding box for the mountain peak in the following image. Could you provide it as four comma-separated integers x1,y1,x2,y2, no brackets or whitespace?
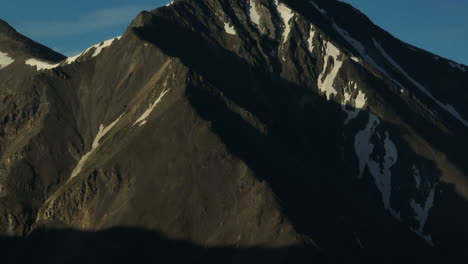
1,1,468,263
0,18,65,64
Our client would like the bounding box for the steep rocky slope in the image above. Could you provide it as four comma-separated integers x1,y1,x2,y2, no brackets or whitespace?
0,0,467,263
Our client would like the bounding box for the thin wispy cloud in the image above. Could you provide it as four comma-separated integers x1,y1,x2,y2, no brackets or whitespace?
18,5,153,38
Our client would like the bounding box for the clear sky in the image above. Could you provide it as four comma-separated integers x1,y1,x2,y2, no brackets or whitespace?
341,0,468,65
1,0,466,65
0,0,169,56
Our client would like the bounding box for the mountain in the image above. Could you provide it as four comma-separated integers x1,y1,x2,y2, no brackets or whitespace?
0,19,65,62
1,0,468,263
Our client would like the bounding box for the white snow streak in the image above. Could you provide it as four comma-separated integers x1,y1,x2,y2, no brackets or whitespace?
248,0,261,27
374,40,468,128
65,36,121,64
317,41,343,100
275,0,295,45
354,91,367,110
64,53,83,65
224,22,237,35
70,114,123,179
314,40,367,123
0,51,14,69
410,185,437,246
92,37,121,57
307,25,316,54
354,115,399,218
342,81,367,124
25,58,59,71
355,114,379,179
350,57,360,63
216,11,236,36
133,89,170,127
366,131,398,211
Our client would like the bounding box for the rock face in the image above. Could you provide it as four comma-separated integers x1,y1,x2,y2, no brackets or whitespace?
0,0,468,263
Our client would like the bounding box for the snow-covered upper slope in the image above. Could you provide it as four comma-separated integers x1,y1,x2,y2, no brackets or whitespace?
65,36,121,65
23,36,121,71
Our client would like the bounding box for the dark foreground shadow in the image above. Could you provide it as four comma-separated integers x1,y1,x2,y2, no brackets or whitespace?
0,227,323,264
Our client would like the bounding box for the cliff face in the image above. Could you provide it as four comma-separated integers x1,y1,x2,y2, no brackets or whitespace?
1,0,467,263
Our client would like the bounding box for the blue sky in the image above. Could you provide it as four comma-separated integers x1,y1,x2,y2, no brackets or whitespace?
341,0,468,65
0,0,169,56
1,0,466,65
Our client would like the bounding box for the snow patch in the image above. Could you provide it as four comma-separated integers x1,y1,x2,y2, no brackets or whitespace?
367,131,398,211
314,40,367,121
342,81,367,124
354,90,367,108
70,114,124,179
355,114,379,179
224,22,237,35
0,51,14,69
64,36,121,64
354,115,399,217
92,37,120,57
248,0,261,27
410,185,437,246
275,0,295,45
350,57,360,63
133,88,170,127
374,40,468,128
216,11,236,36
307,25,316,54
25,58,59,71
64,53,83,65
317,41,343,100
